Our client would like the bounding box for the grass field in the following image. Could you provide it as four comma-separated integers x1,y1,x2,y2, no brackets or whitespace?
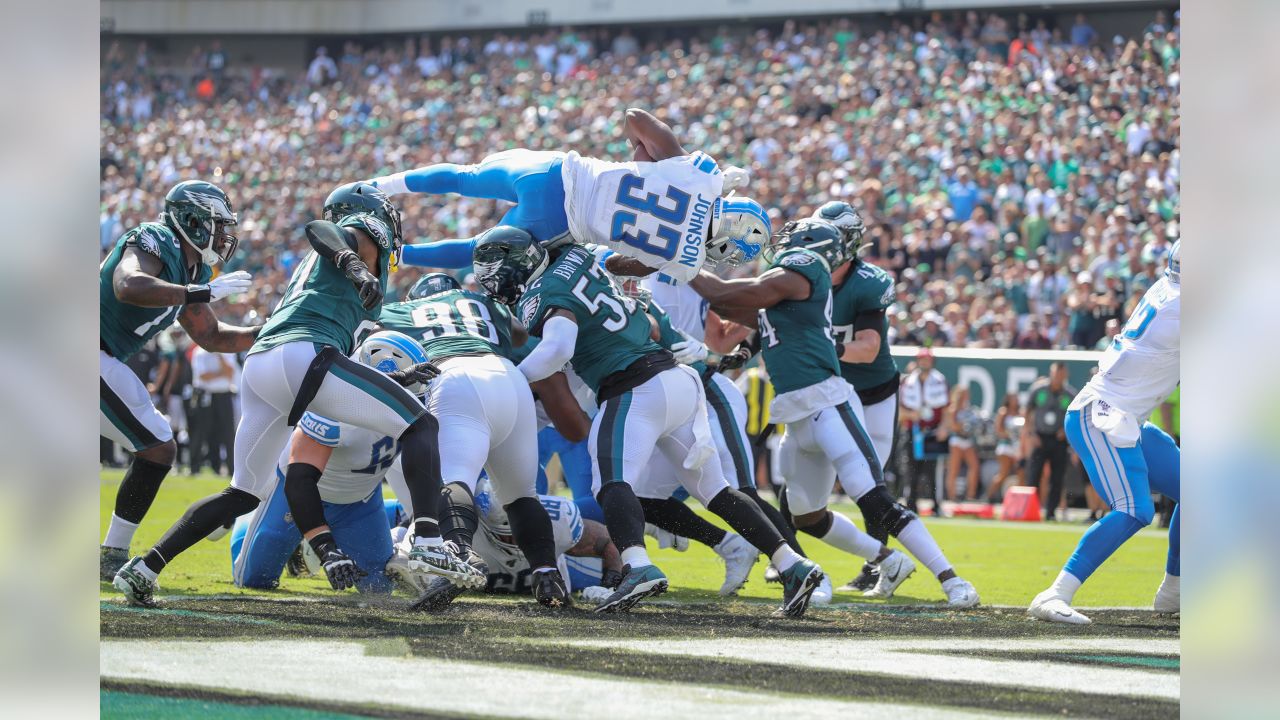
100,470,1179,718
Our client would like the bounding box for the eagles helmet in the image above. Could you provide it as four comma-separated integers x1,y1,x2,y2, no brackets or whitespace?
813,201,866,256
356,330,431,395
762,218,849,269
708,196,770,266
324,182,405,269
163,180,239,266
406,272,460,301
472,226,549,306
1166,240,1180,285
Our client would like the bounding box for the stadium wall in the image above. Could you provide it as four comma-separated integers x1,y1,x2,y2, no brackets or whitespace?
891,347,1102,416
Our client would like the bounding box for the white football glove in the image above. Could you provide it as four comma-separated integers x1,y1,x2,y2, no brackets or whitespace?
207,270,253,301
722,166,751,194
670,332,709,365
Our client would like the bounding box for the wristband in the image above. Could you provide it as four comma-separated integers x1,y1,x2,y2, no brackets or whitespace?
185,284,211,304
308,531,337,557
835,342,846,358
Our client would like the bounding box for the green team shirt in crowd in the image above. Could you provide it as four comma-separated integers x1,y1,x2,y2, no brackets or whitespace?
517,245,661,394
250,215,392,357
647,299,708,375
100,222,212,360
758,247,840,395
379,288,514,362
830,260,899,391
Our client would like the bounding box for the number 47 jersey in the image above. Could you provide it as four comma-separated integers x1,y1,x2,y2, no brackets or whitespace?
560,150,725,283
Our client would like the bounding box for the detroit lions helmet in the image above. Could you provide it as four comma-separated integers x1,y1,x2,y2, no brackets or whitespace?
356,330,431,395
708,196,770,267
1166,240,1180,285
163,180,240,266
812,201,866,256
472,225,549,306
406,272,461,301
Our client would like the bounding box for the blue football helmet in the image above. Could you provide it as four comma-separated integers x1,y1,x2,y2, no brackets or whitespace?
356,331,430,394
1166,240,1180,285
708,196,769,266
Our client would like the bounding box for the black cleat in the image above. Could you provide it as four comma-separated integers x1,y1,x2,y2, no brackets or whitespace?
532,568,572,609
839,562,880,593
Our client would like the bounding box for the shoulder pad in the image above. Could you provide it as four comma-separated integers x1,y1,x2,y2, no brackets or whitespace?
126,224,175,259
298,412,342,447
339,213,391,251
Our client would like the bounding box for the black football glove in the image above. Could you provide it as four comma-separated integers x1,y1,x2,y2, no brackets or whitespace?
318,544,367,590
600,567,625,590
715,345,752,372
334,250,383,311
386,361,441,388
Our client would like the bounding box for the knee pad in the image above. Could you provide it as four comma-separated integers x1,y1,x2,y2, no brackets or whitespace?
795,510,834,538
220,486,261,517
855,486,916,539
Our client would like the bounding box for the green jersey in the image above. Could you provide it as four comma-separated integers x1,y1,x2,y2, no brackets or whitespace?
831,260,899,394
758,248,839,395
379,289,514,362
517,245,661,393
648,300,708,375
100,222,211,360
250,215,391,357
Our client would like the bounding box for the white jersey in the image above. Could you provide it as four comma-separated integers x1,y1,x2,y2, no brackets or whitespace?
475,494,583,592
641,274,710,342
281,412,400,505
1070,277,1180,421
561,150,725,283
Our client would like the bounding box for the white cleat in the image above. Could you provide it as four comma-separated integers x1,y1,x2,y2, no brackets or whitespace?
942,577,981,609
407,540,488,589
644,522,690,552
714,533,758,596
581,585,613,605
385,545,433,595
1153,577,1180,614
810,574,833,606
1028,588,1090,624
863,550,916,599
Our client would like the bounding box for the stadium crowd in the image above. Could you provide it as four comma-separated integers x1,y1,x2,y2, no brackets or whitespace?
100,8,1179,351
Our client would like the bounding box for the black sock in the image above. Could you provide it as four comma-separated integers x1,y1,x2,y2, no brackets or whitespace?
795,509,834,537
504,496,557,569
144,487,259,574
398,415,443,538
777,485,798,532
741,487,805,557
705,487,786,556
440,482,478,553
114,456,172,524
597,482,647,551
638,496,727,548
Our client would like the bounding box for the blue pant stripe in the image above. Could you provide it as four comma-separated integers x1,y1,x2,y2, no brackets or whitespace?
1076,413,1117,508
1096,421,1134,514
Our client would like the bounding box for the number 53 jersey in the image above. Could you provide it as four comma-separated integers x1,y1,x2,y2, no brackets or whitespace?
560,150,725,282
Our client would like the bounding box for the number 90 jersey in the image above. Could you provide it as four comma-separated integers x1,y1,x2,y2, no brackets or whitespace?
560,150,725,282
278,412,402,504
379,289,514,362
1071,276,1180,421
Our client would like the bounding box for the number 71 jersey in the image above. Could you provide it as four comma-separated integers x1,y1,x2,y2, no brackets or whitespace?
560,150,725,282
379,289,514,362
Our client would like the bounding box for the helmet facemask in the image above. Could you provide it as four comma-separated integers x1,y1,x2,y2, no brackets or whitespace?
474,240,549,306
169,195,239,267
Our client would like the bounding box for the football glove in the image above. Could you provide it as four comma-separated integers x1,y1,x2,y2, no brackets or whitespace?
318,545,367,590
715,345,752,372
185,270,252,304
670,332,709,365
722,166,751,193
386,361,441,388
334,250,383,310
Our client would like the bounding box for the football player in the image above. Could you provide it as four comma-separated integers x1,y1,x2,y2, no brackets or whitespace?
378,273,569,607
1029,241,1181,624
113,183,475,607
473,226,825,616
100,180,257,580
692,219,980,608
367,108,768,282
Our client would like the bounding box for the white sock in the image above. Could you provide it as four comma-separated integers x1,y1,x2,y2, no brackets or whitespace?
1159,572,1180,593
895,519,952,577
621,545,653,569
103,514,139,550
770,544,802,573
133,558,159,582
713,533,739,555
1049,570,1083,602
413,535,444,548
819,512,883,561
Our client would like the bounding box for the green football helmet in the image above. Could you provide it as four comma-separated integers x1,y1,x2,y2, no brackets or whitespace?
406,272,460,301
813,201,866,257
762,218,849,268
324,182,404,266
472,226,548,306
163,180,239,266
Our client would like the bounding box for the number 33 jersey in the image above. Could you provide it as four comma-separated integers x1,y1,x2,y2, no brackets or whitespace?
560,150,725,283
276,412,403,504
1071,276,1180,421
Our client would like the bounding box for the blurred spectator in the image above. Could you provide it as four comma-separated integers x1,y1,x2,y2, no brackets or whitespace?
307,46,338,84
1023,362,1077,520
943,386,983,502
1070,14,1098,47
190,347,239,476
152,329,193,474
985,393,1024,503
899,349,950,514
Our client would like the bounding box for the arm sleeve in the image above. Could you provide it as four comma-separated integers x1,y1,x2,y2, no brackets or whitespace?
283,463,327,536
304,220,359,262
852,309,886,333
400,238,479,269
518,315,578,383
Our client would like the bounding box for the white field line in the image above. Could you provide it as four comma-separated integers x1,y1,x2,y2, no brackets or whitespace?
558,637,1179,700
101,639,997,720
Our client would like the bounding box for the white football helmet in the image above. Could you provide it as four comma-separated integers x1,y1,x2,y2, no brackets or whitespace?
356,331,430,395
1166,239,1180,285
708,196,770,266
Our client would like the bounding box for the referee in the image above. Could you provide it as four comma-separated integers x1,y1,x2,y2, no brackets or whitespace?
1023,362,1077,520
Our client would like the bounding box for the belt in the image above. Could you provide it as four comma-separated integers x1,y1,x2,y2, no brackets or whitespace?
596,350,676,403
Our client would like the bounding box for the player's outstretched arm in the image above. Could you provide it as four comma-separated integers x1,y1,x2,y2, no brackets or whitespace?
530,371,591,442
113,247,243,308
400,237,481,269
178,304,261,353
623,108,686,162
691,267,810,311
704,309,753,354
305,220,383,309
604,253,659,278
568,519,623,574
517,311,578,383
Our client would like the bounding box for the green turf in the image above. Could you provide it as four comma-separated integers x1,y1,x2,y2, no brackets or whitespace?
100,469,1168,607
102,689,372,719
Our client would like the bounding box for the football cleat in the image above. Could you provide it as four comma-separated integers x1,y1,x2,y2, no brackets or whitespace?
714,533,758,597
113,557,158,608
864,551,916,599
644,523,689,552
773,559,825,618
593,564,668,613
410,574,467,613
763,563,781,584
580,585,614,605
408,549,487,611
1028,588,1088,624
408,540,488,589
532,569,573,609
810,574,833,607
1153,576,1180,613
943,577,981,609
838,562,880,593
286,544,313,578
205,520,234,542
100,546,129,582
